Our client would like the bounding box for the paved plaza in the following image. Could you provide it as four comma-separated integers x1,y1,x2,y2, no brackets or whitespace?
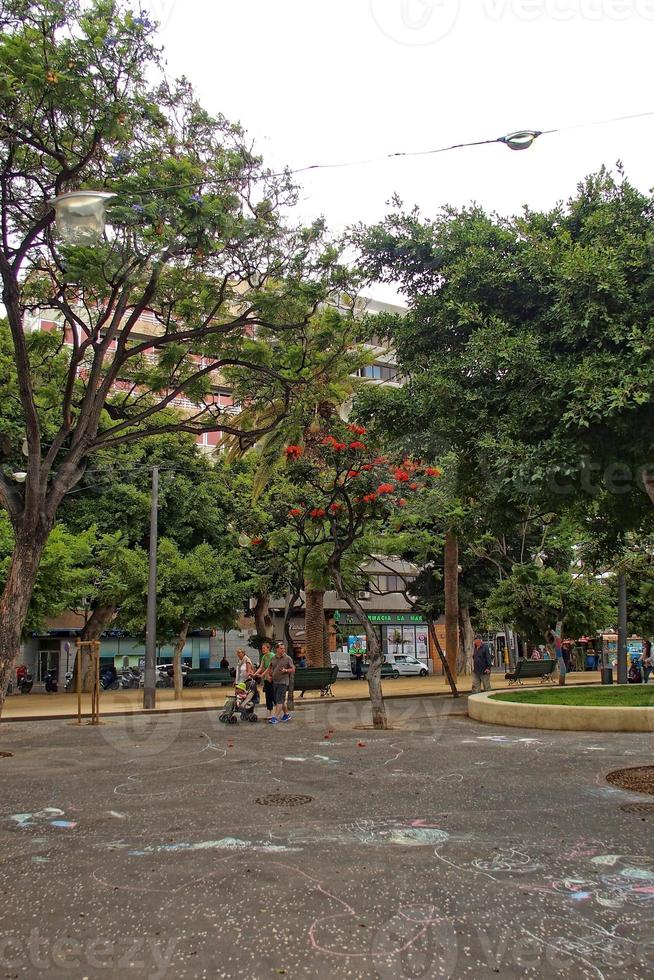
1,694,653,978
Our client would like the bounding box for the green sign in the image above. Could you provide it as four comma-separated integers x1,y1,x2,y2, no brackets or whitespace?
335,611,425,625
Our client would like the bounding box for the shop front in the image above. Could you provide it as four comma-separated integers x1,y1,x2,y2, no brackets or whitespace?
334,611,445,673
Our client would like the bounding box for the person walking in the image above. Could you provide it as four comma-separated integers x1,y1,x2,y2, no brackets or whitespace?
471,635,493,693
643,640,653,684
254,641,275,719
235,648,254,685
353,644,364,680
269,642,295,724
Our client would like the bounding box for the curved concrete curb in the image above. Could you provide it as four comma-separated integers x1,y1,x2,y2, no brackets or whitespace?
468,688,654,733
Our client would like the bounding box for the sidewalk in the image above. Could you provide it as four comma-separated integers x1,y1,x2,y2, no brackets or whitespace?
0,670,602,722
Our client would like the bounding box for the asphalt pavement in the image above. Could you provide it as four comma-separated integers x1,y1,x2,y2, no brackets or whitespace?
0,694,652,979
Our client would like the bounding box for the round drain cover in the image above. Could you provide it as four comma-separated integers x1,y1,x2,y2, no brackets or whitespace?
607,766,654,796
620,802,654,814
255,793,312,807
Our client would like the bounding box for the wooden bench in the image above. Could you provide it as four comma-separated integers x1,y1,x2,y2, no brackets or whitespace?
294,666,339,698
186,668,233,688
505,659,557,686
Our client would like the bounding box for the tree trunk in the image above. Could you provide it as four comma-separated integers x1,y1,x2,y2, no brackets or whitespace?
444,530,459,679
253,592,273,641
173,621,190,701
74,604,117,693
330,563,387,729
459,606,474,675
283,592,301,711
0,528,49,716
322,612,332,667
305,588,326,667
428,620,459,697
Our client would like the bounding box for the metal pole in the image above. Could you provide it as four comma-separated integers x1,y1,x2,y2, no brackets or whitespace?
143,466,159,709
617,571,628,685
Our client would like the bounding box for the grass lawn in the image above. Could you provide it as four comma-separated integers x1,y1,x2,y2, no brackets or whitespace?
491,686,654,708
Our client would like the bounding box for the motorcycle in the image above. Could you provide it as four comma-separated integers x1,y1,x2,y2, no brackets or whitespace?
44,669,58,693
16,668,33,695
100,667,120,691
64,671,74,693
118,666,141,690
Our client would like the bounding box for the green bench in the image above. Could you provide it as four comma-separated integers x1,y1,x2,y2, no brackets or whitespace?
505,659,557,685
361,662,401,680
294,666,339,698
186,668,233,688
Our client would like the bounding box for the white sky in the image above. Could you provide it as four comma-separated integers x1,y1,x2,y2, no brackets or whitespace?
153,0,653,296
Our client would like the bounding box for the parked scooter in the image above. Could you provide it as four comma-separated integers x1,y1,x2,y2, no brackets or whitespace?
64,671,74,693
100,666,120,691
16,666,33,694
118,666,141,690
44,669,58,693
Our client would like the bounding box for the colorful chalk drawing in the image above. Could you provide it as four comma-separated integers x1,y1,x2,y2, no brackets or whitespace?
548,854,654,909
290,819,449,848
129,837,301,856
8,807,76,829
472,848,541,874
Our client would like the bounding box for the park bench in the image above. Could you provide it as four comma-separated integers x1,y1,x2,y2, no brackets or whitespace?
294,666,339,698
186,668,233,688
504,659,557,686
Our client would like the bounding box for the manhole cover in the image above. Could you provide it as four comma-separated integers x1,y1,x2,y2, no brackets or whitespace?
0,751,13,758
607,766,654,796
620,802,654,814
255,793,313,807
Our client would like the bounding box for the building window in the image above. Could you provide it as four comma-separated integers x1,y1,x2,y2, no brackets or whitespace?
357,362,399,382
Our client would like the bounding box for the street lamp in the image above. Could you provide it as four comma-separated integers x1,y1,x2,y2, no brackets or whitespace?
50,190,116,244
499,131,542,151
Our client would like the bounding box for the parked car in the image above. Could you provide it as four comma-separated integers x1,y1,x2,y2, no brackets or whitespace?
361,662,400,679
387,655,429,677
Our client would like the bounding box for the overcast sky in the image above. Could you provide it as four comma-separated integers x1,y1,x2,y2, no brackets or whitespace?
152,0,653,295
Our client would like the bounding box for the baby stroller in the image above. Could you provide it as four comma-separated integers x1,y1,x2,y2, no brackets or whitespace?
219,677,259,724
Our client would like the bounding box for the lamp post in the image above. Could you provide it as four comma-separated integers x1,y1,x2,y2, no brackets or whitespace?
50,190,115,244
143,466,159,710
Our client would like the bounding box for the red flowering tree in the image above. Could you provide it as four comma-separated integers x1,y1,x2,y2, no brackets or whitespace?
283,423,442,729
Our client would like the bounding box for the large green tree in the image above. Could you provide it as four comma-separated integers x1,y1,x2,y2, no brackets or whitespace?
0,0,349,709
355,170,654,518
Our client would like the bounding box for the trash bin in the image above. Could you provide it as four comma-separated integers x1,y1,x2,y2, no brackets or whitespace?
585,654,596,669
600,667,613,685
